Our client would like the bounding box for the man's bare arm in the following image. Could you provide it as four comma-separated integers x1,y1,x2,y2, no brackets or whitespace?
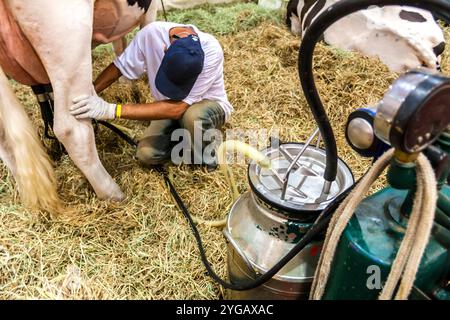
94,63,123,94
121,100,190,120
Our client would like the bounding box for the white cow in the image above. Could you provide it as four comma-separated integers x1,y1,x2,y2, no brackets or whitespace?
0,0,158,212
286,0,446,72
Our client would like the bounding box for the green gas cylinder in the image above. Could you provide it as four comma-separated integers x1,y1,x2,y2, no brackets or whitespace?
322,149,450,300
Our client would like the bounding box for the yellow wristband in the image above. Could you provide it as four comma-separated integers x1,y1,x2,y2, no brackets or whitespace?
115,104,122,119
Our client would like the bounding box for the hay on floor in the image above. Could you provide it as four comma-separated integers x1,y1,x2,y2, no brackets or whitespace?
1,10,448,299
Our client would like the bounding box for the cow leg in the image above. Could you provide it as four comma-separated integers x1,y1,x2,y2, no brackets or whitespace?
140,0,158,28
9,0,124,201
112,37,128,56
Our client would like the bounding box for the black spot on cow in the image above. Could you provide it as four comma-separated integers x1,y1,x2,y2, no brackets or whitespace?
399,10,427,23
433,42,446,56
127,0,152,13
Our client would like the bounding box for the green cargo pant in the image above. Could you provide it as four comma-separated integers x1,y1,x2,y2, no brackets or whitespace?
136,100,226,167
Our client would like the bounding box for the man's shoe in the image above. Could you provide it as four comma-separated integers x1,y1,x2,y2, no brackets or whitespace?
191,162,218,173
206,163,218,172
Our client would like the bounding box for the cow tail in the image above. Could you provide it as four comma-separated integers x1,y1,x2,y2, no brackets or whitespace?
0,67,62,213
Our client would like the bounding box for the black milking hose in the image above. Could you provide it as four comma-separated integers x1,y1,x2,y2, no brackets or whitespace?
298,0,450,183
103,119,358,291
96,120,138,147
162,170,358,291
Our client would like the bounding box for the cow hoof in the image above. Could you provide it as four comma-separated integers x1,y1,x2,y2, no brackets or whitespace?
109,189,126,203
97,185,126,203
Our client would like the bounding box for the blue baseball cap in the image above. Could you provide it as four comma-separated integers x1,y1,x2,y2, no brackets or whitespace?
155,34,205,100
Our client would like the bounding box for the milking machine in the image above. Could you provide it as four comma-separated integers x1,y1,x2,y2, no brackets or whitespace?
31,84,56,140
219,0,450,300
223,131,354,299
148,0,450,300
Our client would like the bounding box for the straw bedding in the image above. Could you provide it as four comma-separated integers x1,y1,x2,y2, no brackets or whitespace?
0,3,448,299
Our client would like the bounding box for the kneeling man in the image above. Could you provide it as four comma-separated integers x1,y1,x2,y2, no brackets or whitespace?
71,21,233,168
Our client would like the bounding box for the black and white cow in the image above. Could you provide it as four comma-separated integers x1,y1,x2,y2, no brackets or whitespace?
286,0,446,72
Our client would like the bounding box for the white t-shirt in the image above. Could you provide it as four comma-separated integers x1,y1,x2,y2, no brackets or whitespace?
114,21,233,120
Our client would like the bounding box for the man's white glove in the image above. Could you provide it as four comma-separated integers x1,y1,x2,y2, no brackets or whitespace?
70,95,116,120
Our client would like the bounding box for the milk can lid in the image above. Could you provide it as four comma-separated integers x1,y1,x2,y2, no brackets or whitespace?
248,143,354,214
